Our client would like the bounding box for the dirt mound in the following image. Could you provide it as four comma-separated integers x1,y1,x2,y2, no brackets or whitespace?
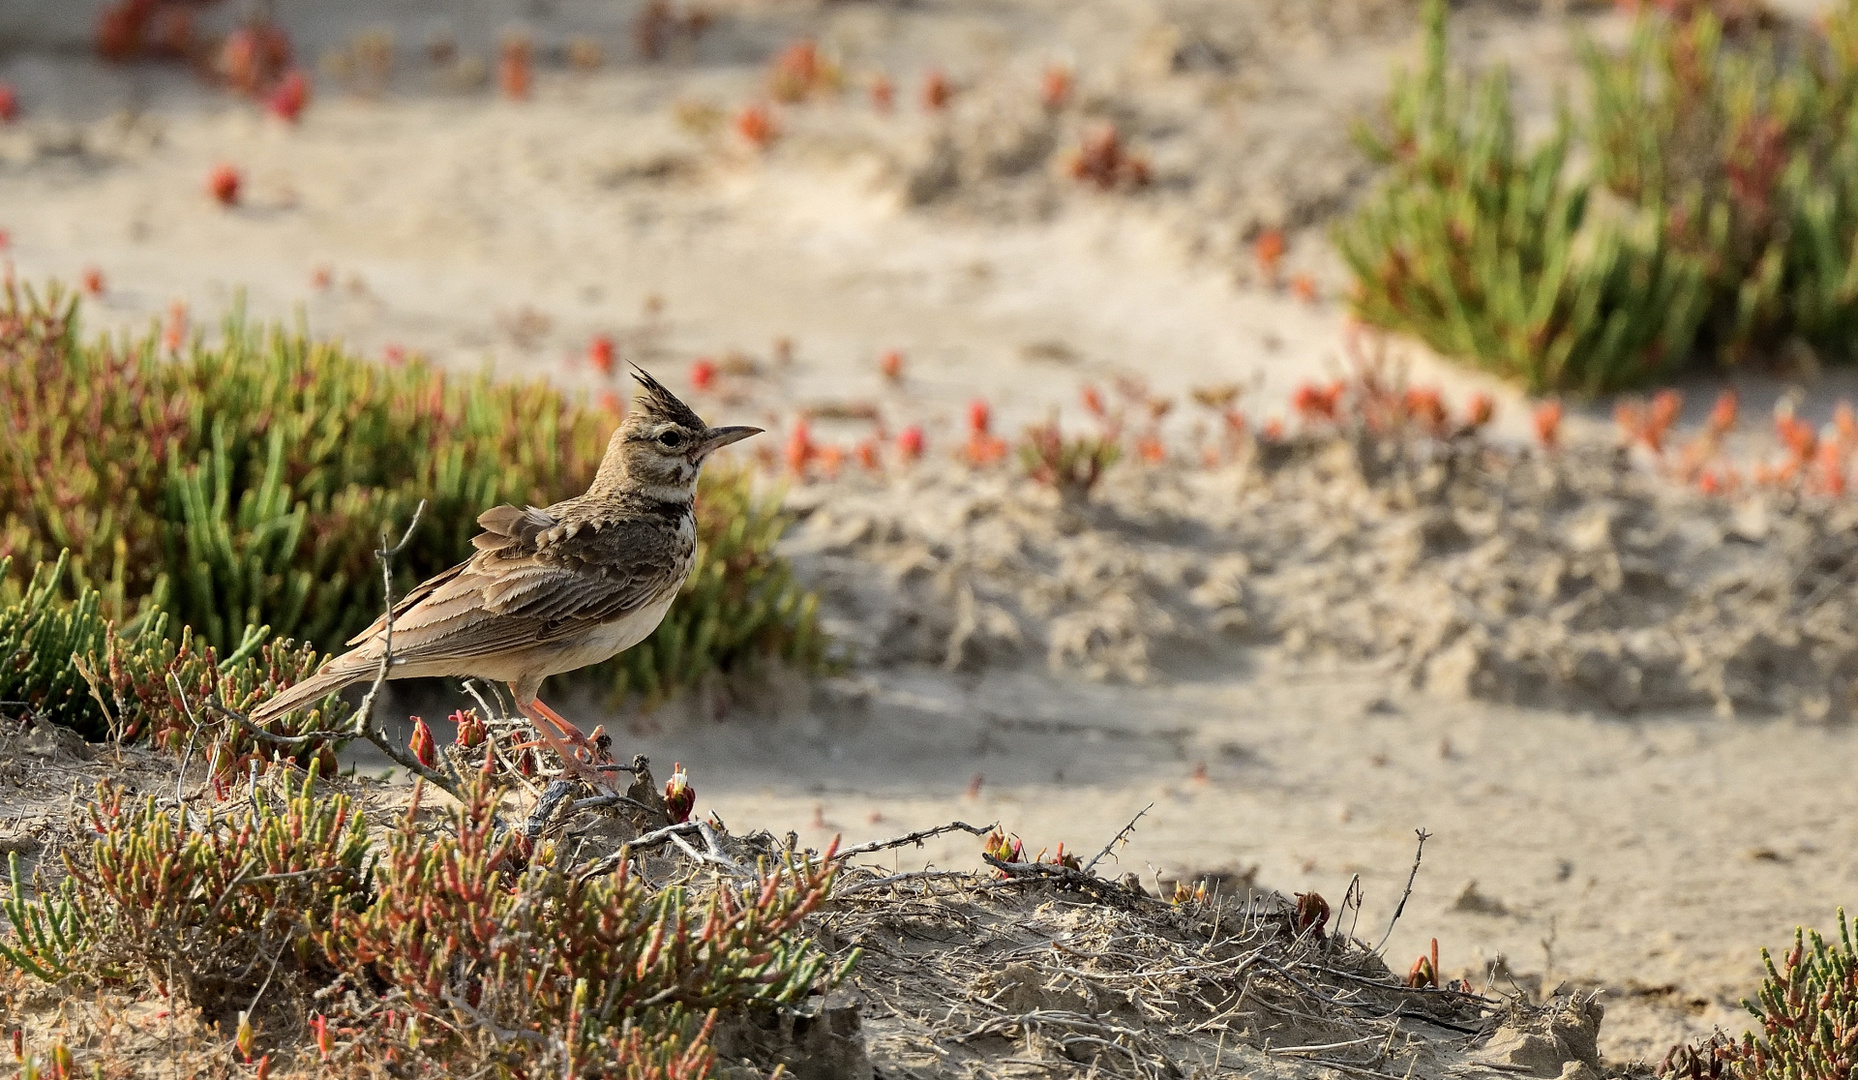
784,434,1858,719
0,735,1620,1080
801,857,1609,1080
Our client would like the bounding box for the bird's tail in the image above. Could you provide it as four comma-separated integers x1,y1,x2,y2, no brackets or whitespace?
247,656,375,727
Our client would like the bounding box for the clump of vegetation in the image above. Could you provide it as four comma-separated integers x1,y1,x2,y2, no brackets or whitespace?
324,764,846,1075
1,758,849,1077
1339,0,1708,393
0,551,347,754
0,760,369,1001
1735,909,1858,1080
1017,418,1120,502
0,281,824,728
1656,909,1858,1080
1341,0,1858,393
0,553,114,736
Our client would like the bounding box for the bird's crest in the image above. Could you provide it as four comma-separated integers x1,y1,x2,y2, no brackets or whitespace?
629,364,707,431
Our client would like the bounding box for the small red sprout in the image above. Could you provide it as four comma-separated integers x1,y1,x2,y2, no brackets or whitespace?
1067,125,1150,191
82,267,105,297
499,34,533,100
220,22,293,96
880,349,904,381
1465,392,1495,430
921,68,951,111
1708,389,1738,436
1533,399,1562,451
663,763,695,823
1405,387,1447,436
1293,892,1329,939
689,357,717,391
267,69,311,122
208,163,241,206
770,39,832,102
451,709,486,749
408,716,436,769
870,74,894,112
310,1015,332,1061
1293,381,1340,421
588,334,616,376
735,103,777,148
785,419,815,474
1254,229,1287,280
1040,65,1072,110
896,424,925,461
163,300,188,352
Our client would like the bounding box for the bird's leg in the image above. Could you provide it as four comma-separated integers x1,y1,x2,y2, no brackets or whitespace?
512,688,618,790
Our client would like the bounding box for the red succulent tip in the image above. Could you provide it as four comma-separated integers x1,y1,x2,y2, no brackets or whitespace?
267,70,310,122
785,419,814,473
921,68,951,111
208,163,242,206
1040,66,1072,111
689,357,717,391
1465,392,1495,429
1709,389,1739,436
409,716,437,769
1254,229,1287,276
664,763,695,823
451,709,486,749
735,104,777,148
1532,400,1563,450
896,425,925,461
967,399,991,435
589,334,617,376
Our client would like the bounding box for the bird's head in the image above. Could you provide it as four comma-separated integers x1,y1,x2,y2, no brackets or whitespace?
603,366,762,495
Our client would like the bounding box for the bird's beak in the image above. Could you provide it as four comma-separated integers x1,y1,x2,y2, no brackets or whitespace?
693,425,762,461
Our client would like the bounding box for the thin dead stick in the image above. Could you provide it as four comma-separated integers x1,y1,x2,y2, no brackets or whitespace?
1374,828,1430,955
575,820,706,879
205,501,459,797
832,869,976,896
694,818,742,871
1085,802,1153,875
837,820,997,860
463,680,544,798
568,792,659,816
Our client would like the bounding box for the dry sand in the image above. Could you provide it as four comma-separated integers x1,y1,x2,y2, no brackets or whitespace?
3,0,1858,1069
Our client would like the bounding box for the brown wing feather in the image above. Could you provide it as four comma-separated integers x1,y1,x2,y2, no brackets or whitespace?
343,504,683,666
346,503,560,647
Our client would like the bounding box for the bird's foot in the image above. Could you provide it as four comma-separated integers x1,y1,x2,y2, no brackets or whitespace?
517,698,623,793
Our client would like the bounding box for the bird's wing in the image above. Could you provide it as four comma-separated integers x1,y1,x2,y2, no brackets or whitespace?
346,504,683,664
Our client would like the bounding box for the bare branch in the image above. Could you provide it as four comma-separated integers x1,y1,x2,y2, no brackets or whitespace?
1084,802,1153,875
1374,828,1430,955
837,820,997,860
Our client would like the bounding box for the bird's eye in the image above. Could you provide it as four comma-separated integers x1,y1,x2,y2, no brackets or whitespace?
657,431,683,448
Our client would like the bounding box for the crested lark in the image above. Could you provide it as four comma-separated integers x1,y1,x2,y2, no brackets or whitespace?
250,367,761,777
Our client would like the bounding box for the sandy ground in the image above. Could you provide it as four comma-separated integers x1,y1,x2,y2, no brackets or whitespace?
4,0,1858,1069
